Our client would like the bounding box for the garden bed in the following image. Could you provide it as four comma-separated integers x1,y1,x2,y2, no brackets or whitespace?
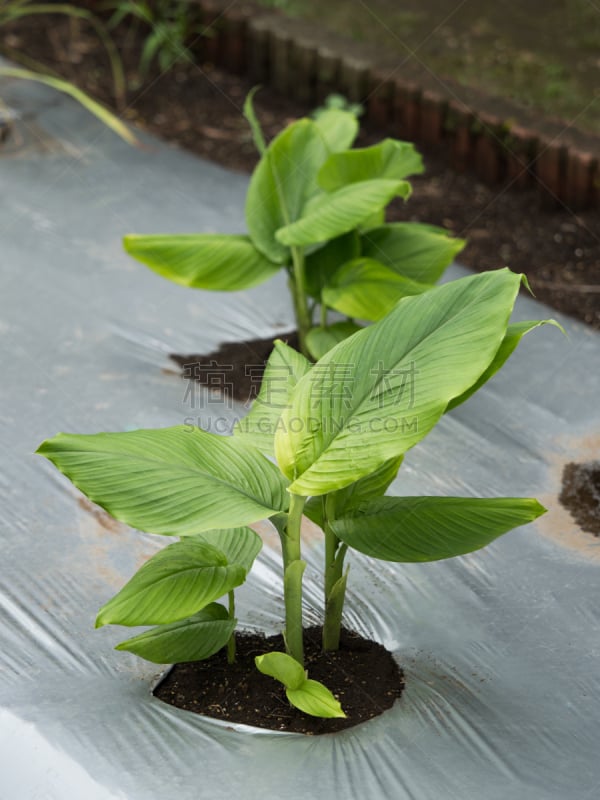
1,49,600,800
1,8,599,330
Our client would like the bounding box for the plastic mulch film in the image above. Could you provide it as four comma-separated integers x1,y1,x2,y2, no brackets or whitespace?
1,76,599,800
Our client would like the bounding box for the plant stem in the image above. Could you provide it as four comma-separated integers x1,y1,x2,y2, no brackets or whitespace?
226,590,236,664
290,246,312,357
322,494,349,651
320,300,328,329
279,493,306,665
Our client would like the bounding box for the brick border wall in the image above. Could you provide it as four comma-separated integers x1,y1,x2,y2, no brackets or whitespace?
191,0,599,211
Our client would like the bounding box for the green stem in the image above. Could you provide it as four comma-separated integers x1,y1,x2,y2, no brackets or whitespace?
278,493,306,665
322,494,349,651
226,590,236,664
320,299,328,329
289,246,312,357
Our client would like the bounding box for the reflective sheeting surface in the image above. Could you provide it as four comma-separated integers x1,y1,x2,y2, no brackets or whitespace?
1,74,599,800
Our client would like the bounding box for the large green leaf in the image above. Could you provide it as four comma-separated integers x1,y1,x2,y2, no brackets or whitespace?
305,231,360,298
274,270,523,496
447,319,564,411
322,258,433,321
331,496,546,562
318,139,423,192
275,179,411,248
361,223,466,284
194,527,262,573
233,341,311,456
245,118,329,263
115,603,234,664
312,109,359,152
37,427,289,535
122,234,280,290
96,539,245,627
305,322,363,361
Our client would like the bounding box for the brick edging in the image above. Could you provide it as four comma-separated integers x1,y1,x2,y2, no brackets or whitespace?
190,0,599,211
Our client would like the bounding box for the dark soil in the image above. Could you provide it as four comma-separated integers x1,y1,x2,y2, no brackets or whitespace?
171,330,299,403
2,10,599,330
559,461,600,536
154,626,404,734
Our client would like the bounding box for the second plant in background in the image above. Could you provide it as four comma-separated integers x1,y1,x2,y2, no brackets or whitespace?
123,91,466,359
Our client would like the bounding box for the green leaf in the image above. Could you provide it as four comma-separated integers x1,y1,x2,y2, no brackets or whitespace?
115,604,234,664
255,652,346,718
447,319,565,411
37,426,289,535
243,86,267,155
286,680,346,719
233,341,311,457
275,269,523,496
193,527,262,573
139,28,163,76
312,109,359,152
255,651,305,690
305,456,402,527
122,234,280,291
276,179,411,247
322,258,433,321
318,139,423,192
331,496,546,562
96,539,245,627
0,67,137,146
306,322,363,360
245,118,329,263
361,222,466,283
305,231,360,298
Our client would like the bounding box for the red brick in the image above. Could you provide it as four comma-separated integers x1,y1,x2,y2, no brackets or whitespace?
315,47,340,104
247,17,271,83
565,149,597,211
535,139,567,209
392,80,421,141
420,90,447,146
289,39,318,105
367,69,394,129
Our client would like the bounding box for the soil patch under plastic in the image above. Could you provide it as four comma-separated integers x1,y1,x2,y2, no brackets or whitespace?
559,461,600,537
154,626,404,734
171,331,299,403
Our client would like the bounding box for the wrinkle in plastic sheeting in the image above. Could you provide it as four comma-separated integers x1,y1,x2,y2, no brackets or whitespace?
1,75,599,800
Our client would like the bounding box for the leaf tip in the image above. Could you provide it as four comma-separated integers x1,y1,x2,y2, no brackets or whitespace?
532,499,547,519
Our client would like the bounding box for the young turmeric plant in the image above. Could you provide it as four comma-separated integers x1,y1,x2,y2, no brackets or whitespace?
122,91,465,359
37,269,558,719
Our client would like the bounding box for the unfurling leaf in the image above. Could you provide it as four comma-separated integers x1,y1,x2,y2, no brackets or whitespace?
233,341,311,456
255,651,346,719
